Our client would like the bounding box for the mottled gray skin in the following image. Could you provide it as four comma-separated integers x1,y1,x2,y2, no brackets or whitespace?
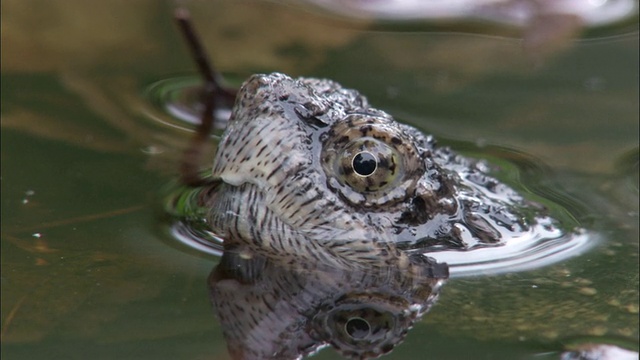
206,72,530,270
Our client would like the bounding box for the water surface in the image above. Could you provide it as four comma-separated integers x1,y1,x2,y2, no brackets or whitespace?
2,1,638,359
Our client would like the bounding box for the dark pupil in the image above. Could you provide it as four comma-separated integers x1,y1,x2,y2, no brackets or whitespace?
352,152,377,176
345,317,371,339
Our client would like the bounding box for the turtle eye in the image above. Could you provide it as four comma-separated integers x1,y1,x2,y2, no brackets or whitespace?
337,138,401,193
352,152,377,177
345,317,371,339
321,114,425,207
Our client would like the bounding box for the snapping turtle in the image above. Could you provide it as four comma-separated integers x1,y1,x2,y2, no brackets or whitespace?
202,71,549,268
190,64,588,279
171,8,586,277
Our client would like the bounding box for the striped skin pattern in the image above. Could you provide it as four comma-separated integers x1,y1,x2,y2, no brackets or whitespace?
207,73,451,269
206,72,530,268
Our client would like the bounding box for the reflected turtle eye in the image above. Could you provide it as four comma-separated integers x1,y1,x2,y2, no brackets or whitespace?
345,317,371,339
310,293,418,359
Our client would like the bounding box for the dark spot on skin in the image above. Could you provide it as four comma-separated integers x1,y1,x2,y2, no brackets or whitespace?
397,195,435,225
365,176,375,187
256,145,268,158
346,118,354,127
266,163,284,181
342,165,354,176
304,116,328,129
359,125,373,135
377,157,389,170
435,174,455,198
391,136,402,145
465,213,502,243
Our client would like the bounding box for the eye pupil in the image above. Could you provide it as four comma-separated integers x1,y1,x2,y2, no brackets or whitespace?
352,152,377,176
345,317,371,339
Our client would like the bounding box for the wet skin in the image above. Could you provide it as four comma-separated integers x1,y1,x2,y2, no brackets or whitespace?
203,72,541,271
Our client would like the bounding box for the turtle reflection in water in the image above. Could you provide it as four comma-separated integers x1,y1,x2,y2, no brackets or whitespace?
210,249,447,359
172,8,582,360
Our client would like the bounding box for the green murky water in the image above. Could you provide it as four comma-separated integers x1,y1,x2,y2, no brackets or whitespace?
2,1,638,359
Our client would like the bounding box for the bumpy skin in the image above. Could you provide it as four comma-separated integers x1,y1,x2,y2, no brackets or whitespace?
206,73,529,268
